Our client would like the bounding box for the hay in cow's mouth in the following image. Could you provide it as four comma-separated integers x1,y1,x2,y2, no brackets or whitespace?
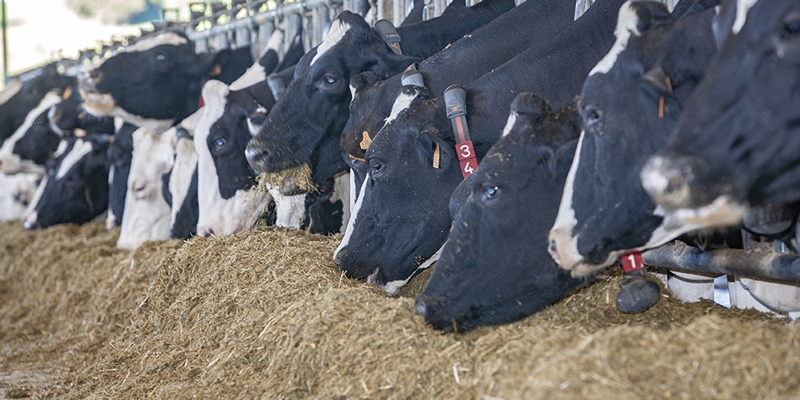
254,163,316,195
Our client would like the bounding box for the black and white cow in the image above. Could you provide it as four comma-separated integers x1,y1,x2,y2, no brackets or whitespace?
245,0,517,192
23,134,110,229
78,30,246,131
116,110,204,250
106,119,137,230
547,1,719,277
0,91,63,174
641,0,800,232
0,63,74,145
48,85,116,138
193,28,309,237
334,0,625,294
164,128,199,239
342,0,577,191
0,171,41,222
416,93,587,332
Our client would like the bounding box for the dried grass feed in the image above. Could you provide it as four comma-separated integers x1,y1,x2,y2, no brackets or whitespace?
1,221,799,399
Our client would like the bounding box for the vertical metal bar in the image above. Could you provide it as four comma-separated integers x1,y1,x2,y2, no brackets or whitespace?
1,0,8,84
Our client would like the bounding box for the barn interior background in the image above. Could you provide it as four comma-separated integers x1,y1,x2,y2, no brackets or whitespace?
1,0,798,398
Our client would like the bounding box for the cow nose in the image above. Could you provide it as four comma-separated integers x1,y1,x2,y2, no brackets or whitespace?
547,238,560,265
245,144,269,173
641,155,693,210
201,228,215,237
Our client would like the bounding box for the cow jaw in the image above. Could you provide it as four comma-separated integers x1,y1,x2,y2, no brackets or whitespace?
645,196,747,249
368,245,443,296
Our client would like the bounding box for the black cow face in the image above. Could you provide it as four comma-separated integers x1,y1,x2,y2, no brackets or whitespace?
12,109,62,165
334,96,462,294
246,11,417,191
417,93,585,332
48,85,115,137
0,91,63,174
643,0,800,221
343,75,431,197
79,31,224,124
0,63,74,144
548,2,719,277
25,135,110,229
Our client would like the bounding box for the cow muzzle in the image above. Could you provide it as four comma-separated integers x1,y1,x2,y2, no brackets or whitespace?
641,155,731,211
547,229,613,277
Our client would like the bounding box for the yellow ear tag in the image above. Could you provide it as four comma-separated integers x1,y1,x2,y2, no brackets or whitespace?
210,64,222,76
62,86,72,100
432,143,441,169
359,131,372,150
348,154,366,163
658,96,665,119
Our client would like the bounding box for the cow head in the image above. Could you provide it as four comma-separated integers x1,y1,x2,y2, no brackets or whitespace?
245,11,418,193
642,0,800,231
416,93,586,332
548,1,719,277
23,134,110,229
334,91,463,295
116,126,174,249
195,80,271,237
164,130,199,239
0,91,63,175
0,171,42,222
78,31,224,129
48,85,115,137
106,119,137,230
0,63,74,144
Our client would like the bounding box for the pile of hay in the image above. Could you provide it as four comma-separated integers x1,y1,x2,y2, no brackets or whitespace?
1,221,798,399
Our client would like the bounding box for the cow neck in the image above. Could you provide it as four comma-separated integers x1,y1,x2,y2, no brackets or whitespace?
444,85,477,178
374,20,402,55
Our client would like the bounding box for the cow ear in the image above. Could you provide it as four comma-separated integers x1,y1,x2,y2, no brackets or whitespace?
368,53,420,80
350,71,381,93
629,1,672,33
189,49,232,78
641,65,670,92
416,129,454,173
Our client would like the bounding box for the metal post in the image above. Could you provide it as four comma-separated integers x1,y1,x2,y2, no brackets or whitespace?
2,0,8,84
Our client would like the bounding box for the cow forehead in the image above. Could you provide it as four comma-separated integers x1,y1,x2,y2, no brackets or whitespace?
310,20,351,66
732,0,759,34
120,32,188,54
55,139,93,180
196,81,229,142
589,1,641,76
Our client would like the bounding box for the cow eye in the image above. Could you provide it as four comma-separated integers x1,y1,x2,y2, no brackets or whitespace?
783,15,800,38
213,138,226,150
155,54,167,63
582,106,603,128
369,159,383,175
323,75,336,85
481,183,501,202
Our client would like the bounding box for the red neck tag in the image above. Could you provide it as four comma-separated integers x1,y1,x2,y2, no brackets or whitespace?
620,251,644,273
451,114,478,178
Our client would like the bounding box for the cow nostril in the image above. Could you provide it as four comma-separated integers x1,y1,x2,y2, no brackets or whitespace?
245,146,269,172
202,228,215,237
547,238,560,265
